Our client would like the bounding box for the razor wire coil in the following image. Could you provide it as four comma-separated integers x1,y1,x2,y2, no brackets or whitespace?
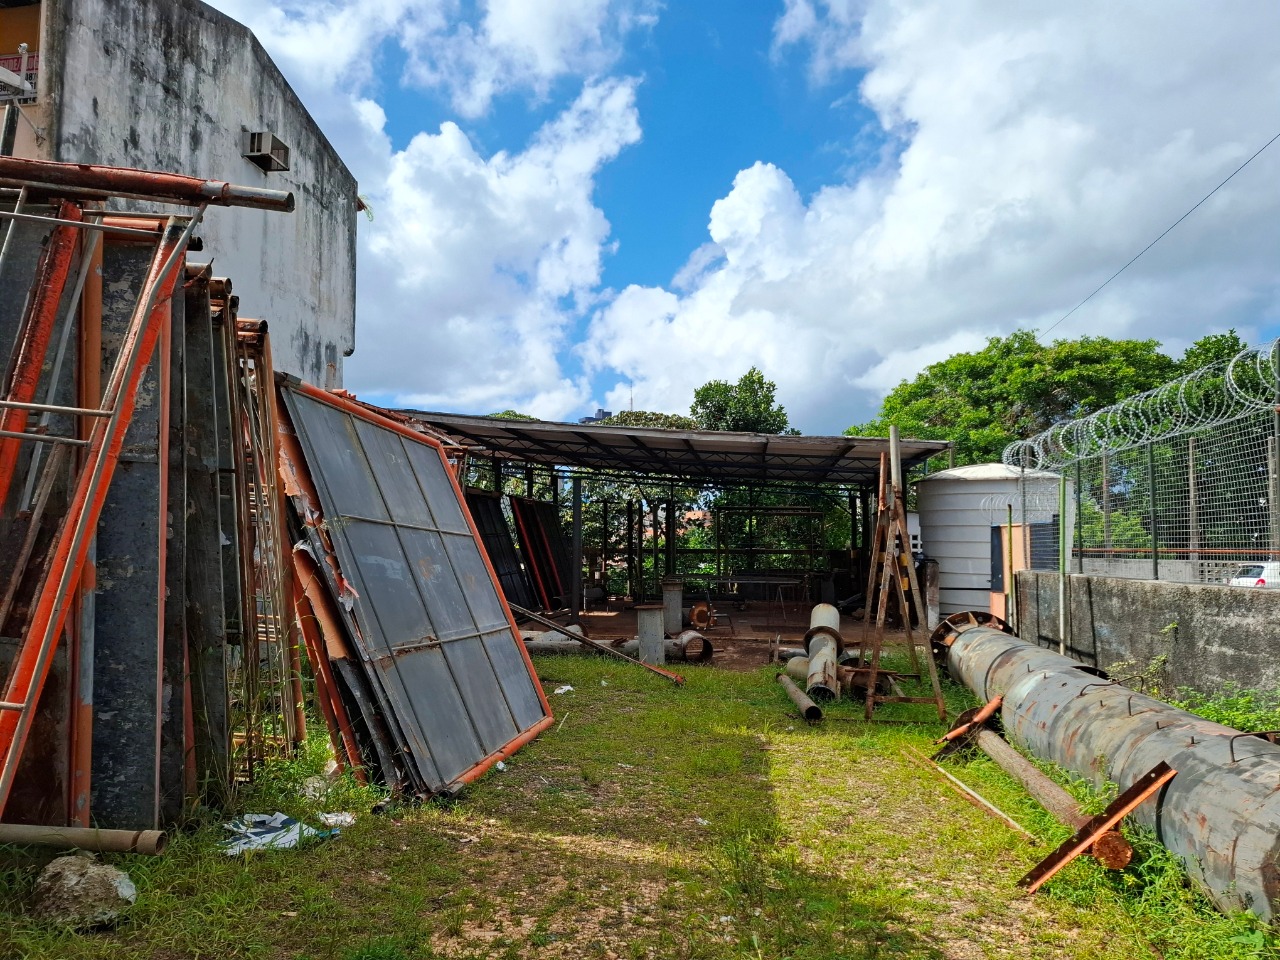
1003,339,1280,471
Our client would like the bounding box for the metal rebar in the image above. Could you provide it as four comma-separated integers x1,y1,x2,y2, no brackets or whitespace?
0,399,110,416
0,429,86,445
0,208,162,237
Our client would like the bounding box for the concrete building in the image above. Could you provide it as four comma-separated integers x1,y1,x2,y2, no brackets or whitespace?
0,0,357,387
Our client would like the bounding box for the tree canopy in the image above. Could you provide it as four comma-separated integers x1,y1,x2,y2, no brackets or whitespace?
691,366,790,433
598,410,699,430
848,330,1246,466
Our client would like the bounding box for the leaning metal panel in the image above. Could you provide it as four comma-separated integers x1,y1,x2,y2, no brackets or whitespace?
465,490,537,613
280,383,551,793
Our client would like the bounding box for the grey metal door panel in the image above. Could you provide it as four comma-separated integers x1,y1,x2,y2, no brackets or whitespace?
441,534,509,630
341,520,432,649
290,396,388,521
352,419,434,527
404,441,469,533
398,528,476,642
439,635,519,753
281,386,549,794
388,647,484,783
482,632,548,730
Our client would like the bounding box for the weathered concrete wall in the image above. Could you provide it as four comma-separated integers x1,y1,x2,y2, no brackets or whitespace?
1017,571,1280,694
40,0,356,387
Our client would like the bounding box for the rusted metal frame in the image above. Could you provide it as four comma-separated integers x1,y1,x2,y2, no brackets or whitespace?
0,157,295,212
258,338,306,751
224,324,265,774
0,214,200,817
292,548,365,782
863,459,894,719
21,228,105,512
510,497,554,610
283,381,557,788
177,273,232,808
510,602,686,686
69,232,103,827
274,397,410,789
237,333,302,752
0,201,82,509
1019,761,1177,893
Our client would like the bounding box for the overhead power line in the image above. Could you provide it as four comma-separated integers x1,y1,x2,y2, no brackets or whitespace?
1042,128,1280,337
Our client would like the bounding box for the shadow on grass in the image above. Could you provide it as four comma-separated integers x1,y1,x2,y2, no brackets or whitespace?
0,655,951,960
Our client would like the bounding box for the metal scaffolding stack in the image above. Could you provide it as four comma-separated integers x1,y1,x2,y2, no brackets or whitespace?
0,157,296,829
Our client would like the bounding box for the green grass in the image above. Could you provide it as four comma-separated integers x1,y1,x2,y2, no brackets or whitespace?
0,658,1275,959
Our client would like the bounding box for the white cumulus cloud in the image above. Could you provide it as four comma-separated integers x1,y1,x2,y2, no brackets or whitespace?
585,0,1280,433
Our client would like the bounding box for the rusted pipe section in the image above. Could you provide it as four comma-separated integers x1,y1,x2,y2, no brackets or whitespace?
0,823,166,855
939,618,1280,918
777,674,823,722
806,634,839,701
0,157,295,212
973,728,1131,869
524,631,713,663
804,602,844,654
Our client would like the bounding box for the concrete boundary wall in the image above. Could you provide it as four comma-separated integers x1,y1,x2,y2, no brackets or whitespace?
1016,571,1280,694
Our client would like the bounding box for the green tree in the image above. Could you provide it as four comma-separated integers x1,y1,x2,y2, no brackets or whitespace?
1178,329,1246,372
847,330,1196,465
691,366,790,433
598,410,699,430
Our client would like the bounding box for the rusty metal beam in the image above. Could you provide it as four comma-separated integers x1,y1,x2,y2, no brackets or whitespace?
1019,762,1176,893
0,157,294,212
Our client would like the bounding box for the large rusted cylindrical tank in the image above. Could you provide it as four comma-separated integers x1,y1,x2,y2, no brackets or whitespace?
941,621,1280,919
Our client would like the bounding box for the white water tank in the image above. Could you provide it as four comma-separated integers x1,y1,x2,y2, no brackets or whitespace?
916,463,1068,616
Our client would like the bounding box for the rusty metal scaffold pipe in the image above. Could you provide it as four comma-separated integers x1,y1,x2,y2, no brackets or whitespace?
0,823,166,855
777,674,823,722
973,727,1132,869
0,157,295,212
937,617,1280,918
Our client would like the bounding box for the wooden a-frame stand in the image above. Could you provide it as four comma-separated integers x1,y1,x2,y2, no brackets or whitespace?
860,451,947,722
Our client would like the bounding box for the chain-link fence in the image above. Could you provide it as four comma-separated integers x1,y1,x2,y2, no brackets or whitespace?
1005,341,1280,585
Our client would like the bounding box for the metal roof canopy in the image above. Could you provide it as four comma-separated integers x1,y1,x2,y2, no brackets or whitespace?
396,410,950,487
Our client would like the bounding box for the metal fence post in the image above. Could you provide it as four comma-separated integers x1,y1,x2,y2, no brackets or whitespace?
1146,443,1159,580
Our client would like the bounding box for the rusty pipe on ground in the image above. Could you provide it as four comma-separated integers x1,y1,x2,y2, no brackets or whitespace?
938,618,1280,918
777,674,823,722
522,631,713,663
973,728,1131,869
0,157,295,212
0,823,166,855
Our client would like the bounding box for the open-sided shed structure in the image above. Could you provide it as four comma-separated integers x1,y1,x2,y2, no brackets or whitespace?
397,410,951,617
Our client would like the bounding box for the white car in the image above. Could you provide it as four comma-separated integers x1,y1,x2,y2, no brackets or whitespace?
1227,562,1280,587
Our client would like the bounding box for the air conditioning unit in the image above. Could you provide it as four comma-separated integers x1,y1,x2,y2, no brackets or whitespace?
241,130,289,172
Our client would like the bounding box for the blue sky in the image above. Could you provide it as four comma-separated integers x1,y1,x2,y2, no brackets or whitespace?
211,1,1280,435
